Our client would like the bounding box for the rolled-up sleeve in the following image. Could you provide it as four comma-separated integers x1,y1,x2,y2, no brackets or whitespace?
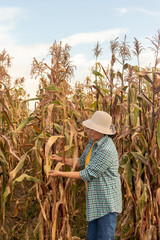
80,145,116,182
78,156,85,170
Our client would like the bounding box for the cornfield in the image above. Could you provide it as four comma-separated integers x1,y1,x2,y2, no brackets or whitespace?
0,32,160,240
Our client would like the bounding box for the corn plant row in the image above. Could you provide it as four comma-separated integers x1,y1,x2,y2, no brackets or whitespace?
0,34,160,239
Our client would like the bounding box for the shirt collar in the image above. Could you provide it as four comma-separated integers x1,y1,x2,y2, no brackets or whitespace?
89,135,109,146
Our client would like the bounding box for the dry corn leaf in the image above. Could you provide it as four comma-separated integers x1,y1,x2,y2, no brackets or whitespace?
1,226,9,240
2,135,21,161
25,224,29,240
45,136,64,160
121,210,131,227
36,184,47,221
156,188,160,205
45,135,64,177
47,103,54,122
54,162,64,170
2,186,10,224
12,199,19,218
52,200,62,240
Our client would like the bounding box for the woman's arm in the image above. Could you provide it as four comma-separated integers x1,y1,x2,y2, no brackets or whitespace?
51,154,80,168
48,170,82,180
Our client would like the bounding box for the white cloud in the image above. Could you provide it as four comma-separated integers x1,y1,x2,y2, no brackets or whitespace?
0,24,15,46
0,7,49,100
61,28,129,46
117,7,160,16
140,51,155,67
134,8,160,16
0,8,129,100
7,43,50,94
117,8,128,16
0,7,24,23
0,7,25,46
70,53,112,87
6,42,50,111
71,54,88,67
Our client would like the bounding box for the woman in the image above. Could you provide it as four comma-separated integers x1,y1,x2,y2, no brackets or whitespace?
49,111,122,240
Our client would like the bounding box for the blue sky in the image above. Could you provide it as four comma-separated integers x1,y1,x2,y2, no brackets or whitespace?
0,0,160,104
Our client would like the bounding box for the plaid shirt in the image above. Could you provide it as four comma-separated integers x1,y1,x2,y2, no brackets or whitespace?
79,135,122,222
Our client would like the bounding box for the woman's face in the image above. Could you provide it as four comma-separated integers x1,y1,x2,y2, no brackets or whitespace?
86,129,104,141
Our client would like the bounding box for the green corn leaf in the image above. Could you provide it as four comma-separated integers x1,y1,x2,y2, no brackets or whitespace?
140,185,148,211
138,93,154,107
9,152,29,180
131,152,152,175
13,173,40,184
0,150,8,165
2,110,14,129
133,106,139,126
14,116,37,133
44,85,60,91
132,65,139,72
23,97,42,102
92,70,104,78
120,158,133,186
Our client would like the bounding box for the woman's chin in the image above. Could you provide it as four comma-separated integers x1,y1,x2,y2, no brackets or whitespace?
91,137,95,141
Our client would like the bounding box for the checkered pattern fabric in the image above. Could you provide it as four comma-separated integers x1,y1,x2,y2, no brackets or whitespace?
79,135,122,222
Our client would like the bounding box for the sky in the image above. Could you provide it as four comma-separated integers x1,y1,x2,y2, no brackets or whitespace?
0,0,160,108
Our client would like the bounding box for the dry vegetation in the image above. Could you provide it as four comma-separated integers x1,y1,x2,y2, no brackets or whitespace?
0,32,160,240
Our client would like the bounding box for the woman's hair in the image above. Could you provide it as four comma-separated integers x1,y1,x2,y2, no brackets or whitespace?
105,133,117,139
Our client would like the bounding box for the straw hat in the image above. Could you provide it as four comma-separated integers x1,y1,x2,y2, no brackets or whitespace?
82,111,116,135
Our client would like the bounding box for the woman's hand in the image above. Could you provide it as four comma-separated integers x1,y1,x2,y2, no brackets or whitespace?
51,154,62,162
48,170,62,177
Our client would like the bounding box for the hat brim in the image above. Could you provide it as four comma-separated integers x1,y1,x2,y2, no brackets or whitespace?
82,119,116,135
